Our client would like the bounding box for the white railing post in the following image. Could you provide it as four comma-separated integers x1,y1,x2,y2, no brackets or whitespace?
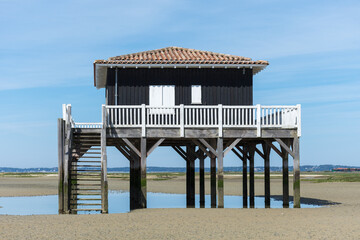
180,104,184,137
256,104,261,137
62,104,67,121
102,104,107,128
297,104,301,137
218,104,223,137
142,104,146,137
65,104,72,128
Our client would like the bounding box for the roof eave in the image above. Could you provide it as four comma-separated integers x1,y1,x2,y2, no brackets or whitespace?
93,63,268,89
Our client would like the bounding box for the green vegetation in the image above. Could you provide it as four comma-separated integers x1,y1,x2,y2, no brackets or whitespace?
305,172,360,183
0,172,56,177
107,172,185,181
2,171,360,183
151,173,184,181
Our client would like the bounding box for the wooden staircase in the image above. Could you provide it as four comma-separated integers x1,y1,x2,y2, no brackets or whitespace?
70,132,103,213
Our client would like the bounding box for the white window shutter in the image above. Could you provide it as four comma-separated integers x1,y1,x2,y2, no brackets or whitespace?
149,85,163,107
191,85,202,104
162,85,175,107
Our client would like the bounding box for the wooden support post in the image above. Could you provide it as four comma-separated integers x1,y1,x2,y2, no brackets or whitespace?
63,110,72,214
210,153,217,208
249,145,255,208
293,137,301,208
186,144,195,208
242,145,248,208
101,105,108,213
263,143,271,208
217,138,224,208
140,137,147,208
57,118,64,214
130,151,139,210
199,151,205,208
281,139,289,208
210,139,217,208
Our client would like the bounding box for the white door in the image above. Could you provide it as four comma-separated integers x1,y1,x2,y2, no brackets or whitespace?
162,85,175,107
149,85,175,113
149,85,163,107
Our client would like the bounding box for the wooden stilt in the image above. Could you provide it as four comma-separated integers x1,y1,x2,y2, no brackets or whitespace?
217,138,224,208
242,145,248,208
190,155,195,207
129,151,138,210
186,144,195,208
263,142,271,208
293,137,301,208
101,105,108,213
210,153,217,208
63,107,72,214
57,119,65,214
199,151,205,208
249,145,255,208
186,147,190,207
281,139,289,208
140,137,147,208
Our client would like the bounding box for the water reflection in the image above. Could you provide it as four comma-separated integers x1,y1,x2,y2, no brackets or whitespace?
0,191,322,215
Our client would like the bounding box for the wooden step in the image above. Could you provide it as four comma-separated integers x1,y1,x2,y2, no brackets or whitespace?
71,178,101,181
71,169,101,172
79,152,101,155
72,186,101,188
72,188,101,191
71,174,101,177
77,147,101,150
72,165,101,168
73,137,100,139
76,161,101,163
71,188,101,191
73,136,101,138
80,156,101,159
73,144,101,147
70,203,101,206
74,140,101,143
72,209,102,212
72,152,101,155
75,193,102,195
72,198,101,201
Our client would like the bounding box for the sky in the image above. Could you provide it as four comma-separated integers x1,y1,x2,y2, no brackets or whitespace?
0,0,359,168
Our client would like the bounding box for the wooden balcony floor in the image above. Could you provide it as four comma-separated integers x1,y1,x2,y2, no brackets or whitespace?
73,127,297,139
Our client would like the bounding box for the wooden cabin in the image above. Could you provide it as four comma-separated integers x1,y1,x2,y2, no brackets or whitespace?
58,47,301,214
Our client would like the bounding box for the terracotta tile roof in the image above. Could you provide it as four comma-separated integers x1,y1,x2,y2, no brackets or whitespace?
94,47,269,65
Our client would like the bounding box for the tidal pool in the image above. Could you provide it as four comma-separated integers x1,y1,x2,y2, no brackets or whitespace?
0,191,321,215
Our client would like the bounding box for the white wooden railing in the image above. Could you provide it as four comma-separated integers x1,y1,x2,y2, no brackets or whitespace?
104,104,301,137
62,104,103,129
62,104,301,136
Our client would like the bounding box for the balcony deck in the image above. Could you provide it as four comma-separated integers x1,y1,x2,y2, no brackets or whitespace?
69,104,301,139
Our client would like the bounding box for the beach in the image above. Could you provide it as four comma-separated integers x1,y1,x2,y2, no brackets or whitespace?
1,174,360,239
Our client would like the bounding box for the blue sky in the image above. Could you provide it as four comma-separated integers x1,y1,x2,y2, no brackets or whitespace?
1,0,359,168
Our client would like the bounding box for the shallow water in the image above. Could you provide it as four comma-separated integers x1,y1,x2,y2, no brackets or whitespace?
0,191,321,215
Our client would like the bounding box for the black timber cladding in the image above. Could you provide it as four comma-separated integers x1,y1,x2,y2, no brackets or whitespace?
106,68,253,105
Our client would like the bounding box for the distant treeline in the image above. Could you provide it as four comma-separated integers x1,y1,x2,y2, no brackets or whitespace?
1,165,360,173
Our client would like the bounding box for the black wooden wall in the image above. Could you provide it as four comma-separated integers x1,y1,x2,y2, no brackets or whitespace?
106,68,253,105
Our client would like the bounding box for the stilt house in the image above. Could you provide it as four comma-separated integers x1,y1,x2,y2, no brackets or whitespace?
58,47,301,214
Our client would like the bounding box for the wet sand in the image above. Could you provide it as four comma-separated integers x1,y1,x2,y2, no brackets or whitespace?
1,174,360,239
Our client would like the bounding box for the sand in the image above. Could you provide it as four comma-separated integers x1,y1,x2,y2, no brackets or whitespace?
1,174,360,239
